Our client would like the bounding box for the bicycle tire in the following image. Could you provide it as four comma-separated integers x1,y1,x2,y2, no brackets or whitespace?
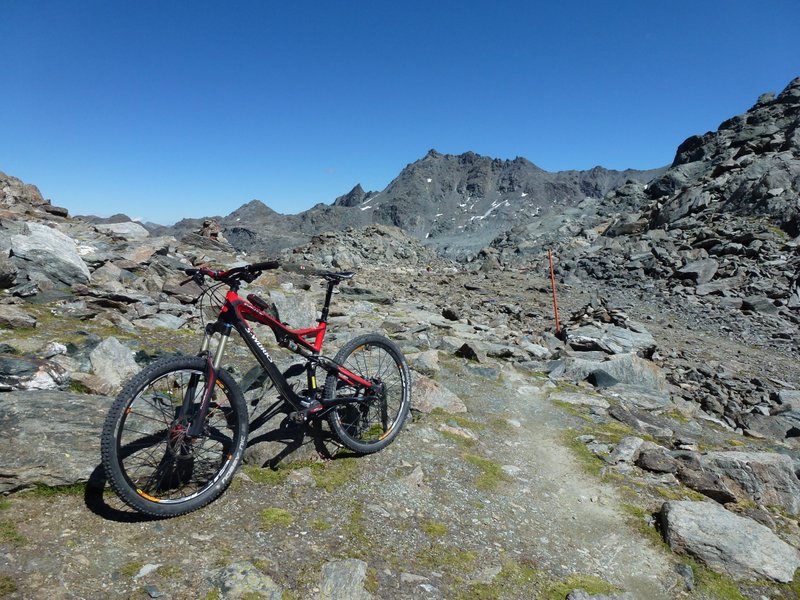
325,334,411,454
100,355,248,517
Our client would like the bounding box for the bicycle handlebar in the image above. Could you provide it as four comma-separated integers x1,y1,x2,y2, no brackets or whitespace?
182,260,280,286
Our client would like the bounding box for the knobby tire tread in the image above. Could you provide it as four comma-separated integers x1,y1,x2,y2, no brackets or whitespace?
325,334,411,454
100,354,248,518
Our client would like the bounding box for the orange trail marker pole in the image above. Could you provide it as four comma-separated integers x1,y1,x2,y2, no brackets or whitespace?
548,249,561,335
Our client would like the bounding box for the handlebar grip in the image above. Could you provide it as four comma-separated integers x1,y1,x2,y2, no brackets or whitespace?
248,261,280,271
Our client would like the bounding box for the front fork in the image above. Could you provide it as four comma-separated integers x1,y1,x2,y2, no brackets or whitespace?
182,323,232,437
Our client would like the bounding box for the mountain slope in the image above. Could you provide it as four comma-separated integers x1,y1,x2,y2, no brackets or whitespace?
164,151,664,257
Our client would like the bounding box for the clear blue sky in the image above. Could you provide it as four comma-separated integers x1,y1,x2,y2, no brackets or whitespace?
2,1,798,224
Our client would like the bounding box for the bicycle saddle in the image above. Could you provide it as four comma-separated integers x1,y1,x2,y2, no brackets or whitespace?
317,271,355,283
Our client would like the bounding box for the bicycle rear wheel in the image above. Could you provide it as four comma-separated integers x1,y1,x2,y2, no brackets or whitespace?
325,334,411,454
101,355,248,517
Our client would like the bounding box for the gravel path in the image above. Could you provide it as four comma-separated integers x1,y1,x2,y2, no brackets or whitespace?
0,358,682,599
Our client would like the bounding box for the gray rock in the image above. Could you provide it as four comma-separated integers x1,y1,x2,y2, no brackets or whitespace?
409,350,440,377
10,222,91,285
411,373,467,413
741,295,778,314
208,562,283,599
676,259,719,285
0,355,68,391
698,451,800,515
560,353,667,392
0,391,111,492
95,221,150,240
676,467,737,504
660,500,800,582
636,448,680,473
89,337,140,394
549,390,610,410
607,436,644,464
0,256,18,288
132,313,187,330
566,323,656,357
319,559,373,600
268,288,319,328
0,305,37,329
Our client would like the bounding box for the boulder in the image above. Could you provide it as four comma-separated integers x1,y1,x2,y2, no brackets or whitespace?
0,305,37,329
675,259,719,285
0,355,68,391
89,337,140,394
698,451,800,515
660,500,800,582
95,221,150,240
559,353,667,392
10,222,91,285
566,323,656,357
411,373,467,413
0,391,111,492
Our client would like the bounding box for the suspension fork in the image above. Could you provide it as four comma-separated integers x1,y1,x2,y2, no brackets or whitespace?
182,323,232,437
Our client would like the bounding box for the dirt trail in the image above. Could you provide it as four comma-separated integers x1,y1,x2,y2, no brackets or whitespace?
0,360,682,599
444,366,677,598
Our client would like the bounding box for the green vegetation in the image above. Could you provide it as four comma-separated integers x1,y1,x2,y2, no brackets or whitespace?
243,455,359,493
156,564,182,579
68,380,92,394
242,465,290,485
118,561,143,578
428,408,486,431
310,519,331,531
0,519,26,546
259,507,293,530
0,498,11,511
687,560,747,600
0,575,17,597
561,431,606,476
421,521,448,537
463,454,511,491
543,574,618,599
618,503,666,549
364,567,380,594
487,416,514,433
458,558,540,599
310,456,360,492
439,429,476,448
18,482,87,498
416,546,477,573
200,590,221,600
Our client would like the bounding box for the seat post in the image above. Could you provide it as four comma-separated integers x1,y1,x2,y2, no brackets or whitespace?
318,280,337,323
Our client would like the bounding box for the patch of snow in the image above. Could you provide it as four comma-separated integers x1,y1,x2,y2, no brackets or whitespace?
521,192,528,197
360,205,373,211
426,178,432,183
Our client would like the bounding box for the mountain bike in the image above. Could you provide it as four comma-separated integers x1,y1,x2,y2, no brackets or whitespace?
100,261,411,517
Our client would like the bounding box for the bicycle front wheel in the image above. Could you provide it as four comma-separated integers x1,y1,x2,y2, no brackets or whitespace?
101,355,248,517
325,334,411,454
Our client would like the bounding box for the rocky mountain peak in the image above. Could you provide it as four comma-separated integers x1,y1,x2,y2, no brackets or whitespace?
333,184,369,207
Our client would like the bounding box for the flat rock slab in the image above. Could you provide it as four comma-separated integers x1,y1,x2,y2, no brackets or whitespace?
0,390,111,492
660,500,800,582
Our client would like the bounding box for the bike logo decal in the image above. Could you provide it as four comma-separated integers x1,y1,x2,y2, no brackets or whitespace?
245,326,274,363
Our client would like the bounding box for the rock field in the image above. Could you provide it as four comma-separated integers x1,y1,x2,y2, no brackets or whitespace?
0,76,799,599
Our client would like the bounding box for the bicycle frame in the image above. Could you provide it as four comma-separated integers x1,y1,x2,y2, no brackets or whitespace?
192,280,375,424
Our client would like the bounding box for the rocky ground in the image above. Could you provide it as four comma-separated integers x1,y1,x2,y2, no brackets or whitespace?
2,76,800,599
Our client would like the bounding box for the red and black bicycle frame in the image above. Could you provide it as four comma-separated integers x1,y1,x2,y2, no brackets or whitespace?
184,278,375,436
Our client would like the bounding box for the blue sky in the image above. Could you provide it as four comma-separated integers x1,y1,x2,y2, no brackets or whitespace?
2,1,798,224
